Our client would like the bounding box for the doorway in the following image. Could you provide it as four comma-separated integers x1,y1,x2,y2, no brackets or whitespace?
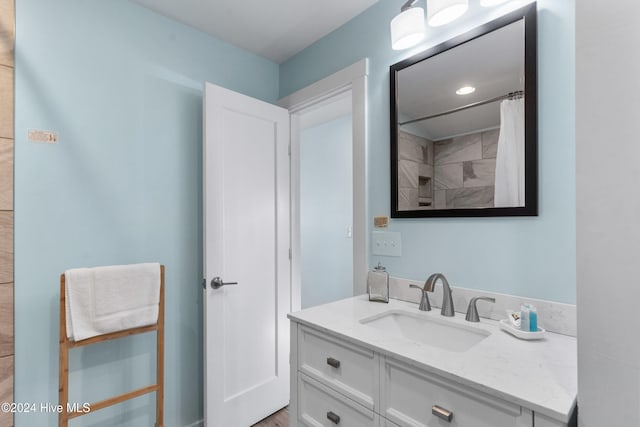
297,92,353,308
279,58,369,313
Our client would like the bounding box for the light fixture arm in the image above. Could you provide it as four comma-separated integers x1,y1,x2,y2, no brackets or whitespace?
401,0,419,12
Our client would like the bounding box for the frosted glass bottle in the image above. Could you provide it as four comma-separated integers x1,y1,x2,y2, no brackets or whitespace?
368,263,389,303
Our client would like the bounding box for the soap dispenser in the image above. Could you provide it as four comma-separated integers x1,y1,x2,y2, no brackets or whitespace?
368,263,389,303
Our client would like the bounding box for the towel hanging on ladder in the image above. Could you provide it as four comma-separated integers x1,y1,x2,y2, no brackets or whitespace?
64,262,161,341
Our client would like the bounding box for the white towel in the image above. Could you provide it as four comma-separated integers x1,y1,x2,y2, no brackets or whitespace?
65,263,161,341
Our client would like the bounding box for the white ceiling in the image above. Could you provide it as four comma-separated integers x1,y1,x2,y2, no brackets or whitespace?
131,0,379,64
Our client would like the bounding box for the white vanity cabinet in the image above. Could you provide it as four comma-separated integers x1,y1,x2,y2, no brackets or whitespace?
291,322,565,427
298,373,380,426
289,296,576,427
533,413,571,427
293,324,379,426
297,325,379,411
381,357,532,427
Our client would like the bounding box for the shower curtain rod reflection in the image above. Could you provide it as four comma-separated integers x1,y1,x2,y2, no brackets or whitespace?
399,90,524,126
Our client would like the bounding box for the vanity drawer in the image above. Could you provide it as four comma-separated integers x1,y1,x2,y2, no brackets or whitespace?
381,417,401,427
381,358,533,427
298,326,378,410
298,373,378,427
534,413,571,427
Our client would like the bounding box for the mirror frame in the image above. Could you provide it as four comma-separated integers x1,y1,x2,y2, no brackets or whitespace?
390,4,537,218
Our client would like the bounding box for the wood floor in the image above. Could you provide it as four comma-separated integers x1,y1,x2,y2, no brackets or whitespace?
252,406,289,427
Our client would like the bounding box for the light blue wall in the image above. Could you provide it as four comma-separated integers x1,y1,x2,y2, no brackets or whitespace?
14,1,278,426
300,116,353,308
12,0,575,424
280,0,576,304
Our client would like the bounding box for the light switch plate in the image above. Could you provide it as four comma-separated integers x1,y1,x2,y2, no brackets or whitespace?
371,231,402,257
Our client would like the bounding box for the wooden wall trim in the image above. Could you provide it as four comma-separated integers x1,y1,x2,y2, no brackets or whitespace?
0,0,14,424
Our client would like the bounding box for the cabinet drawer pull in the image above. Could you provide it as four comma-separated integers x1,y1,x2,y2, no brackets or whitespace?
432,405,453,422
326,411,341,424
326,357,341,368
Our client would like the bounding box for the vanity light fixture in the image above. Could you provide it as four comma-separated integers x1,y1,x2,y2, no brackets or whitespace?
390,0,426,50
456,86,476,95
480,0,510,6
427,0,469,27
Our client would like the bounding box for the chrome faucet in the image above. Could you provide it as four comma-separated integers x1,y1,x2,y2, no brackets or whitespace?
409,284,431,311
465,296,495,322
425,273,455,317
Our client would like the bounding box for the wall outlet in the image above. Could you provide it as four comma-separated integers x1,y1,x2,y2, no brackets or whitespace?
371,231,402,257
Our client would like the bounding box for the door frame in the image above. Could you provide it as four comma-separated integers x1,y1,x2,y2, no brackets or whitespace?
278,58,369,312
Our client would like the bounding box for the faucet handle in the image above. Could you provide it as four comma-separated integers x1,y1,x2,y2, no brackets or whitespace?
465,296,496,322
409,284,431,311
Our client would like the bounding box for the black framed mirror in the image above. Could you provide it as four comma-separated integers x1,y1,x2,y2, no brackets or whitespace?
390,4,537,218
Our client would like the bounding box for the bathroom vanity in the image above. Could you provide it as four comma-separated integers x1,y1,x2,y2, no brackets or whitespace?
288,296,576,427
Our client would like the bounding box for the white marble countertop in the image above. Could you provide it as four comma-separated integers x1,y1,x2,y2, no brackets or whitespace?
288,295,577,423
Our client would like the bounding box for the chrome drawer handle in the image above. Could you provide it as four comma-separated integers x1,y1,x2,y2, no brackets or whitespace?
432,405,453,422
327,411,341,424
326,357,341,369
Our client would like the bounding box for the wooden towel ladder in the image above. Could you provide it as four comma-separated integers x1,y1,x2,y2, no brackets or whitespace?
58,265,165,427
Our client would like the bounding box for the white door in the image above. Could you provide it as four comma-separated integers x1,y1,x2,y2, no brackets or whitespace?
203,82,290,427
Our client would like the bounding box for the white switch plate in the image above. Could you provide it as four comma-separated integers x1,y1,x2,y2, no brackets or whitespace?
371,231,402,257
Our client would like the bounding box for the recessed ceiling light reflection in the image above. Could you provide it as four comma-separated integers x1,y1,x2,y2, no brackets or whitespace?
456,86,476,95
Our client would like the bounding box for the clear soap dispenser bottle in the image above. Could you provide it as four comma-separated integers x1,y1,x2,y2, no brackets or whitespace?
368,262,389,303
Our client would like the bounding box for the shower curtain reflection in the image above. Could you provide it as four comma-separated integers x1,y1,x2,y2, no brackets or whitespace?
494,97,525,207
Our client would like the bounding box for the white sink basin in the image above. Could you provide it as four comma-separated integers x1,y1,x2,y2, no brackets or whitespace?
360,310,490,352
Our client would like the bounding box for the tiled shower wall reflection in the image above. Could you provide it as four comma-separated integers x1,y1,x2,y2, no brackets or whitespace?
398,129,499,210
398,131,434,210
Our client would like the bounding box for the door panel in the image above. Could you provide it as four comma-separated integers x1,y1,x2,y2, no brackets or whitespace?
204,82,290,426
